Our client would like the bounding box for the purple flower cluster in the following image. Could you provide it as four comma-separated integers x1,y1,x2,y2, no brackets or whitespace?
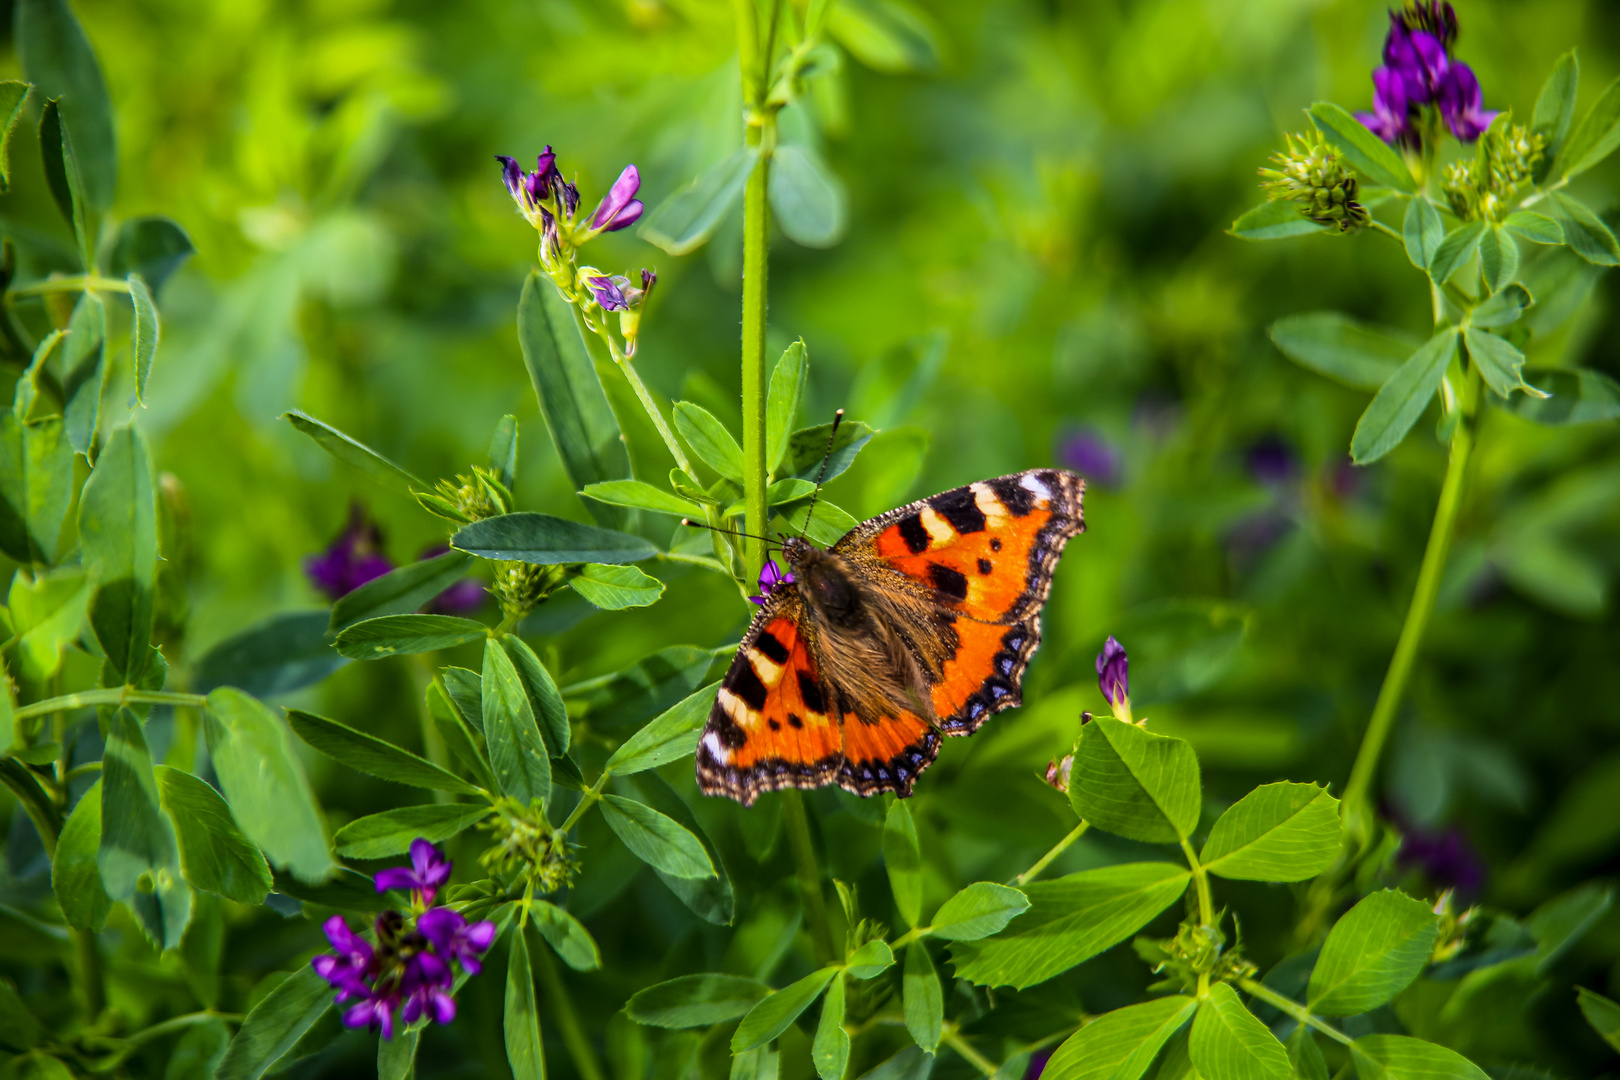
496,148,643,236
749,557,795,607
305,507,484,614
1357,2,1496,147
1057,429,1121,488
312,840,497,1040
587,268,657,313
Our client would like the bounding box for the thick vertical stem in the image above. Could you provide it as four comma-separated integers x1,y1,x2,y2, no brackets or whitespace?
75,929,105,1018
1342,365,1481,838
739,135,771,585
781,790,836,965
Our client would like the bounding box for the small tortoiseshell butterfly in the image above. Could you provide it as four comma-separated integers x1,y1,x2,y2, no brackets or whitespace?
696,468,1085,805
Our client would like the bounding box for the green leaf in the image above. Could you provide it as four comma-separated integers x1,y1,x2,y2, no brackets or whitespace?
0,408,75,567
627,974,771,1028
129,274,158,405
1403,198,1445,269
488,414,518,488
1559,75,1620,178
635,768,736,923
37,98,89,265
1549,192,1620,266
18,0,114,209
271,865,388,912
1199,782,1341,882
949,862,1191,988
330,550,476,631
99,708,186,943
217,967,332,1080
827,0,941,74
1469,282,1533,329
1069,716,1201,843
108,215,195,294
675,402,745,484
884,799,923,928
902,942,941,1052
1349,329,1458,465
767,340,809,475
426,678,495,789
1428,221,1486,284
482,638,551,806
532,900,601,971
1527,882,1613,974
441,667,484,733
1044,996,1198,1080
929,882,1030,941
1348,1034,1489,1080
1269,310,1413,391
639,148,757,256
0,81,31,193
582,480,702,518
767,478,817,505
287,709,481,794
732,968,839,1052
333,803,492,859
378,1028,420,1080
1189,983,1291,1080
1503,211,1563,246
501,634,570,755
1310,102,1416,192
0,977,46,1050
203,688,333,884
1577,987,1620,1054
813,974,850,1080
771,144,847,248
1228,199,1327,241
785,420,876,483
1477,226,1520,294
1532,50,1580,169
504,932,545,1080
516,272,631,527
52,779,110,931
8,567,91,683
156,766,272,904
599,794,716,879
847,940,896,978
780,498,859,546
61,288,103,455
282,410,422,490
1463,327,1539,400
604,682,718,776
1287,1025,1329,1080
1307,889,1439,1016
332,614,487,660
192,611,345,698
570,563,665,610
453,512,658,565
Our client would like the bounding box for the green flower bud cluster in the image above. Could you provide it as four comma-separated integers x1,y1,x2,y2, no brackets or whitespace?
492,561,567,623
1442,121,1545,223
479,797,578,895
1259,129,1371,234
1137,914,1256,992
415,465,513,525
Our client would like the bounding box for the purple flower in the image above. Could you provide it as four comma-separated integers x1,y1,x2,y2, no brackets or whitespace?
1396,822,1486,897
400,949,455,1026
312,915,375,1001
587,274,631,311
306,505,394,601
1383,20,1449,104
1246,435,1297,487
1358,65,1417,147
749,557,796,607
418,907,498,977
374,838,454,906
1096,637,1129,713
1058,429,1121,487
1399,1,1458,49
1437,63,1497,141
343,991,400,1040
641,268,657,294
1024,1049,1053,1080
497,148,560,208
589,165,643,232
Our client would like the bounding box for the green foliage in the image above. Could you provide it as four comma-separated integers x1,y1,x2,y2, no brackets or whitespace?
1307,890,1440,1017
1199,782,1340,882
1043,996,1196,1080
1069,717,1201,843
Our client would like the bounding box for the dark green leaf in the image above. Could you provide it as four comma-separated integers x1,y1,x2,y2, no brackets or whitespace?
1310,102,1416,192
16,0,115,209
129,274,159,405
426,678,495,789
1478,226,1520,294
779,498,858,547
1527,882,1613,974
108,215,195,294
8,567,90,683
217,967,333,1080
1463,326,1541,400
99,708,184,941
488,414,518,489
1577,987,1620,1054
377,1028,420,1080
332,614,487,660
1044,996,1197,1080
1470,283,1533,329
1287,1026,1329,1080
636,771,734,925
813,973,850,1080
732,968,839,1052
1403,198,1444,269
859,1047,934,1080
1189,983,1291,1080
204,688,333,884
271,865,389,912
0,978,46,1050
827,0,941,73
639,148,757,256
599,794,715,879
453,512,658,565
0,408,75,567
1532,50,1580,169
582,480,703,517
1267,313,1413,394
1428,220,1486,284
564,644,714,733
771,144,847,248
516,272,630,527
884,799,922,928
482,638,551,805
61,289,102,455
1069,716,1201,843
287,708,481,794
950,862,1191,988
1550,192,1620,265
627,974,770,1028
0,81,30,193
928,882,1030,941
1559,74,1620,178
1348,1035,1488,1080
767,340,808,475
330,550,476,631
902,942,941,1052
1228,199,1326,241
334,803,492,859
192,611,346,697
440,666,484,734
785,420,875,483
37,98,88,264
282,410,423,491
604,682,717,776
1505,367,1620,426
570,563,665,610
1199,782,1340,882
532,900,601,971
501,634,569,755
1503,211,1562,245
52,779,110,931
505,931,545,1080
1349,329,1458,465
156,766,272,904
1307,889,1438,1016
674,402,745,483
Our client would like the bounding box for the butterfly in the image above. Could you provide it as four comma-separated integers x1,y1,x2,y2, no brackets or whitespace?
696,468,1085,806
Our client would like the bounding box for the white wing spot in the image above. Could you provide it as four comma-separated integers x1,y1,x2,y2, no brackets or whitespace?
702,731,731,764
1020,473,1053,502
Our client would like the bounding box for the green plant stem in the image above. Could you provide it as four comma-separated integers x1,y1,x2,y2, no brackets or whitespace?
943,1028,998,1078
1238,979,1353,1047
559,773,609,833
6,273,131,300
1341,365,1482,839
739,126,772,585
1016,821,1089,885
1179,838,1217,996
780,789,836,965
600,332,693,476
123,1010,242,1047
533,938,607,1080
74,928,105,1018
14,689,206,722
1368,220,1404,243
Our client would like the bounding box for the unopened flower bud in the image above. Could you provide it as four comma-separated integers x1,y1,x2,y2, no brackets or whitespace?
1096,636,1131,722
1259,129,1371,234
1443,121,1545,223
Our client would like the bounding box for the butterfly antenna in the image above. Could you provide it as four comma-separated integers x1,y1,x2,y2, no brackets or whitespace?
680,519,776,545
800,409,843,541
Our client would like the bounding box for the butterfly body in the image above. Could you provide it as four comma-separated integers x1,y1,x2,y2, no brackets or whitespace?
697,468,1085,806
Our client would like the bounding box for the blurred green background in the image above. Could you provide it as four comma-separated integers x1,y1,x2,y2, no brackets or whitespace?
3,0,1620,1076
